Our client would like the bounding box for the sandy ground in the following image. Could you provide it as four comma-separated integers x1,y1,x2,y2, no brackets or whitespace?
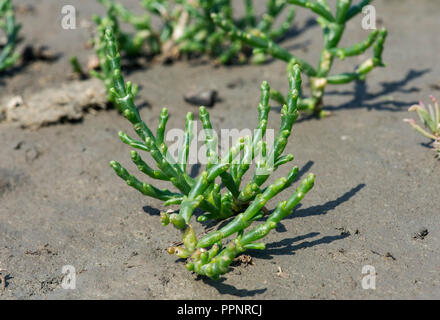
0,0,439,299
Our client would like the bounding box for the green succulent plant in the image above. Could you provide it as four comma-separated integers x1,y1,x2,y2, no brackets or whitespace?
0,0,21,72
95,0,296,64
105,27,315,279
86,11,139,102
212,0,388,117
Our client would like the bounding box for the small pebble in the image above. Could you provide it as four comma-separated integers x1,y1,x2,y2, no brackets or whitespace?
184,89,218,107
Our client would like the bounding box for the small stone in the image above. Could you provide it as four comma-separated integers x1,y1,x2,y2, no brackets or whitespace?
184,89,218,107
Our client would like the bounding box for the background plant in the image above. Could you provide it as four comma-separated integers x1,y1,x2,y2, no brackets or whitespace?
105,27,315,279
0,0,20,72
95,0,296,64
404,96,440,156
73,10,139,102
213,0,387,117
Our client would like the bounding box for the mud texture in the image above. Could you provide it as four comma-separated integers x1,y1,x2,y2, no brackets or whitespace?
1,79,107,129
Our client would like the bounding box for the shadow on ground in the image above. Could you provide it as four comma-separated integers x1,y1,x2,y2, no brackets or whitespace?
326,68,431,112
200,277,268,297
270,68,430,122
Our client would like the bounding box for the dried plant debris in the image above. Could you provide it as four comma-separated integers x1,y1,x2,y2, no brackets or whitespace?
232,254,255,267
384,252,396,261
371,250,396,261
335,227,351,236
413,228,429,240
0,79,108,129
25,244,58,256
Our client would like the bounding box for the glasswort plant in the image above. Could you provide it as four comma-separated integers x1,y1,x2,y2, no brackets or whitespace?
95,0,296,64
0,0,20,72
176,0,296,64
212,0,388,117
404,96,440,156
105,28,315,279
87,11,139,102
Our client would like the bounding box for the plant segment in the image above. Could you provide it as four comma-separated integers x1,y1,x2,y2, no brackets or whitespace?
0,0,20,71
87,10,139,101
96,0,177,58
213,0,387,117
105,28,315,279
95,0,295,64
404,96,440,155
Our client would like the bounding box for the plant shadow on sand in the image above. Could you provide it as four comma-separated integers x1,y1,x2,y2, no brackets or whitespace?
0,46,62,84
271,68,430,121
142,205,161,216
200,278,268,297
325,68,431,112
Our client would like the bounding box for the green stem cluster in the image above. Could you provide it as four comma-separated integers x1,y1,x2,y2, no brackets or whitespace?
105,27,315,279
86,11,139,101
0,0,21,72
95,0,296,65
98,0,179,57
212,0,388,117
404,96,440,155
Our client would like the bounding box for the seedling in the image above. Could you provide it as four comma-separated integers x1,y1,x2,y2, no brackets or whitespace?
404,96,440,155
95,0,295,64
0,0,20,71
70,56,87,80
212,0,388,117
105,27,315,279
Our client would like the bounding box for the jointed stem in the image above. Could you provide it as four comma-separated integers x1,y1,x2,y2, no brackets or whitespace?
187,173,315,279
0,0,21,71
105,25,316,279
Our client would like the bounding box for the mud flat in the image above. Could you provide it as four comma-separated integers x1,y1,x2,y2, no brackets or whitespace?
0,0,439,299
